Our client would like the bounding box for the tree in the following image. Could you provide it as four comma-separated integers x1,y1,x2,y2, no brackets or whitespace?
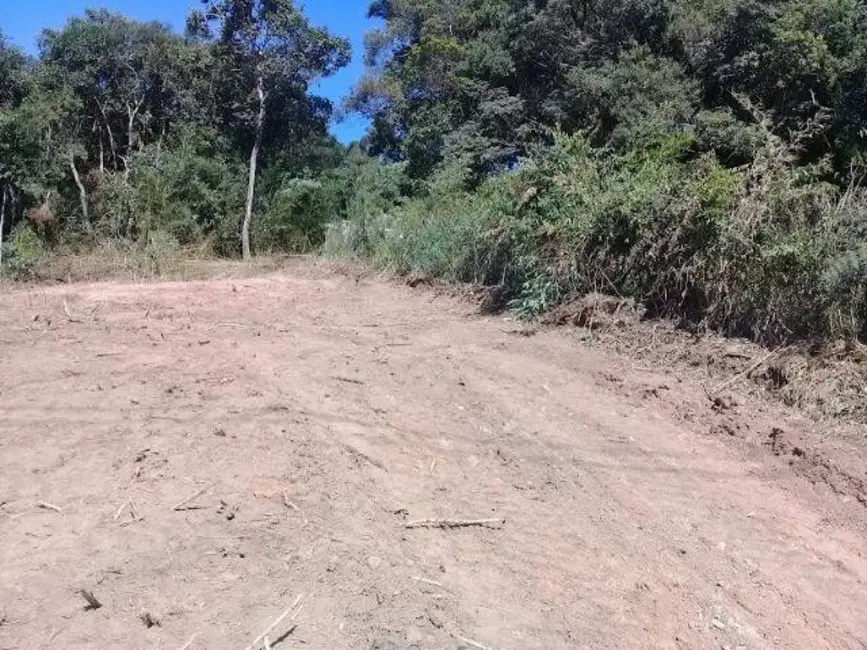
39,10,187,177
188,0,350,259
0,32,32,258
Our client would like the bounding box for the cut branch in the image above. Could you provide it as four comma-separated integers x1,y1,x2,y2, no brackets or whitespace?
404,518,505,530
79,590,103,611
173,483,215,511
241,594,303,650
711,350,778,396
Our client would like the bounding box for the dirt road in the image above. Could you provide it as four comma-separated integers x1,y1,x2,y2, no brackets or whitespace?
1,264,865,650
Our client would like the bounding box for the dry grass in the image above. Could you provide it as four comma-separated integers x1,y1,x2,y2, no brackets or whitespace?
2,242,293,285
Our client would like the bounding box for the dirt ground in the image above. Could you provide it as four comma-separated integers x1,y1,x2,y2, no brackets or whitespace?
1,262,866,650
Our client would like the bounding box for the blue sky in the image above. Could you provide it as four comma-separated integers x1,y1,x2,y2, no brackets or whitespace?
0,0,373,143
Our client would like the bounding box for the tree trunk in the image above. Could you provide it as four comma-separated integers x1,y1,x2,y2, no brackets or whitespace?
242,77,267,261
70,156,89,226
124,97,144,181
0,187,6,268
97,100,118,170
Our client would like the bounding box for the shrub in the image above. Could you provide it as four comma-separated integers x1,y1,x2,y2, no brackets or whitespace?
257,178,332,253
344,130,867,344
3,222,46,277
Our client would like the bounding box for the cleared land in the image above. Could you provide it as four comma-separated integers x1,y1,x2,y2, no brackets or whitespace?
1,263,865,649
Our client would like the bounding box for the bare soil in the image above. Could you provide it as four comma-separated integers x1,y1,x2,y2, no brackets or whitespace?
1,261,866,650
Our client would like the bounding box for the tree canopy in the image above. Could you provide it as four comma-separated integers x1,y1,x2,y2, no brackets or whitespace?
352,0,867,179
0,2,350,258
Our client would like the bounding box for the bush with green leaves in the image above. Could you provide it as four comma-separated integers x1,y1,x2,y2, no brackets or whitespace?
256,178,333,253
3,222,47,278
347,129,867,343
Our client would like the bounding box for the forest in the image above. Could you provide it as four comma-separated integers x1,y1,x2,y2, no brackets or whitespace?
1,0,866,344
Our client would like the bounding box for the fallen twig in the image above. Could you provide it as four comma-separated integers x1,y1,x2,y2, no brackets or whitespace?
411,576,445,588
454,633,493,650
173,483,215,511
333,376,365,386
241,594,303,650
711,350,778,395
63,300,82,323
497,327,536,338
282,491,309,524
208,322,250,331
129,499,142,521
178,633,198,650
404,518,505,530
113,502,127,520
79,590,103,611
37,501,63,514
119,517,144,528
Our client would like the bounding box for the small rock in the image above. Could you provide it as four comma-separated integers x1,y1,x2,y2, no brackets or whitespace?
427,610,444,629
367,556,383,570
711,618,726,630
139,610,161,628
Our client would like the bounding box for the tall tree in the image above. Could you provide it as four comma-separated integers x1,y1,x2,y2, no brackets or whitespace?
0,32,32,254
39,11,191,176
188,0,350,259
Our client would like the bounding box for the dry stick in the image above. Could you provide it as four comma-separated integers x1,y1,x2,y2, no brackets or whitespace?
120,517,144,528
113,502,127,521
129,499,142,521
333,376,365,386
63,300,81,324
711,349,778,395
411,576,445,589
178,634,198,650
454,634,493,650
37,501,63,513
79,590,103,611
241,594,303,650
282,491,309,525
173,483,215,511
263,638,272,650
404,518,505,530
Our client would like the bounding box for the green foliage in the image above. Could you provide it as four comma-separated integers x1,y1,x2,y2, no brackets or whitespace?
4,222,47,277
345,127,867,343
337,0,867,344
0,3,353,260
257,178,331,252
127,129,246,251
3,0,867,348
